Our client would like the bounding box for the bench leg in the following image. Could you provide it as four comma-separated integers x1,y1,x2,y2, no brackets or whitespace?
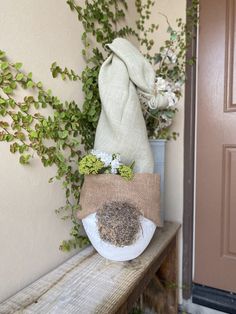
143,238,178,314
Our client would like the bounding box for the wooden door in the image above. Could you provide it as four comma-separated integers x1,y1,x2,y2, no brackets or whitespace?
195,0,236,293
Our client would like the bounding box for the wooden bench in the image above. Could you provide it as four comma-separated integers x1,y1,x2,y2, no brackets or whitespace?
0,222,180,314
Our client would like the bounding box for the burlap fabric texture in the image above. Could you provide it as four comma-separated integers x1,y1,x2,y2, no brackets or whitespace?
94,38,155,173
78,173,162,227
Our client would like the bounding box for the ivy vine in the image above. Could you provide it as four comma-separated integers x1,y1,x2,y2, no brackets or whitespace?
0,0,198,251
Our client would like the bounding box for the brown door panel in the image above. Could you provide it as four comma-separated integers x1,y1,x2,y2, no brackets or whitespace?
195,0,236,293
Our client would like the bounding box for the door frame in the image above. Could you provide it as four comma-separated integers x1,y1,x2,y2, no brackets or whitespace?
183,2,236,311
182,0,197,300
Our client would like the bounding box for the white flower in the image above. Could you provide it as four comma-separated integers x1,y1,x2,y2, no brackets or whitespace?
91,150,112,167
111,158,121,171
148,94,169,109
111,167,118,174
157,114,172,130
155,77,167,92
113,153,121,162
90,150,123,174
110,154,121,174
161,48,168,58
138,76,180,110
174,81,183,93
168,50,177,63
148,96,159,109
161,48,177,63
166,91,177,107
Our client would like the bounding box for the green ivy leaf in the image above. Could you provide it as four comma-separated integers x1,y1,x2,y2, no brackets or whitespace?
34,102,39,109
15,131,25,141
37,81,43,88
170,32,177,41
16,73,24,81
8,99,16,108
19,144,28,154
154,53,162,64
0,121,9,128
10,81,17,89
58,130,68,139
5,134,14,142
29,131,38,139
42,120,47,127
87,91,93,100
0,51,6,59
10,143,19,153
1,62,9,70
14,62,23,70
52,69,58,78
56,152,65,162
27,80,34,88
20,104,29,113
19,154,31,165
3,86,13,95
0,109,7,116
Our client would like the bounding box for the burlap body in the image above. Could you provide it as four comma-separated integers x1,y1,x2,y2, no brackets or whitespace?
78,173,162,227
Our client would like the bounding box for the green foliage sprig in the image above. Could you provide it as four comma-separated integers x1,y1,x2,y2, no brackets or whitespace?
135,0,159,60
64,0,141,150
78,150,134,181
79,154,104,175
140,0,199,139
0,50,89,250
51,62,80,81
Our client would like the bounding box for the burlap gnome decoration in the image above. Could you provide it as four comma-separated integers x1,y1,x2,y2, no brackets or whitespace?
78,38,162,261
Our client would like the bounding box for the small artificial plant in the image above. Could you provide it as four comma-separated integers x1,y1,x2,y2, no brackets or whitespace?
0,0,198,251
79,150,134,181
140,2,199,139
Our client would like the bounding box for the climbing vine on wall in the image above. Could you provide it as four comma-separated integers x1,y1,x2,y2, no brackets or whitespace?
0,0,198,251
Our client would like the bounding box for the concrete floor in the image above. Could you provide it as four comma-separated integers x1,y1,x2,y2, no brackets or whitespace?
180,299,227,314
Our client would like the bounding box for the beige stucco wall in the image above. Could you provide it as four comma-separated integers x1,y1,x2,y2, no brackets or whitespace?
0,0,186,303
162,1,185,301
0,0,138,302
0,0,83,303
144,0,186,300
153,0,185,225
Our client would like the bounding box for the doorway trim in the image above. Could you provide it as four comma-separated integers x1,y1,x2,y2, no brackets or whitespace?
182,0,197,300
183,2,236,311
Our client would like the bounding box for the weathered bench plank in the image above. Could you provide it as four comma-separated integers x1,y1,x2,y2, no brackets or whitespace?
0,222,180,314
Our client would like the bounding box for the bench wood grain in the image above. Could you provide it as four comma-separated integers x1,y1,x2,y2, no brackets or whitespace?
0,222,180,314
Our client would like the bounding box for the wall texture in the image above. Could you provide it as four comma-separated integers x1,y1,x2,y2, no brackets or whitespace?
0,0,139,302
144,1,186,222
0,0,186,303
0,0,83,303
142,0,186,300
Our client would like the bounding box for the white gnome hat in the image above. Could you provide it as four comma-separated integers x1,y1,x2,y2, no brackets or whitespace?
94,37,156,173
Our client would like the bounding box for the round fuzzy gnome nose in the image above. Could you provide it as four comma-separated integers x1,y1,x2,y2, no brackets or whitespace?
96,201,142,247
82,213,156,262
